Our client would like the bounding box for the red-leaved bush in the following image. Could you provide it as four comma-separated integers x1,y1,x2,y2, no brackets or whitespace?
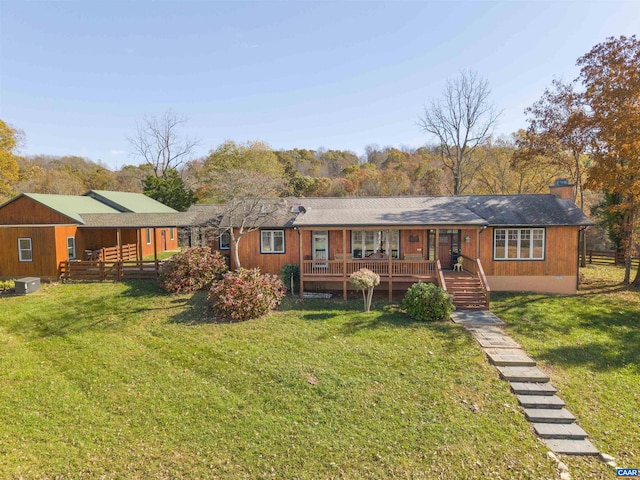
208,268,286,321
159,247,228,294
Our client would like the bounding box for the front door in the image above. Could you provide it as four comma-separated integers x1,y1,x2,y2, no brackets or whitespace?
438,230,460,268
312,231,328,266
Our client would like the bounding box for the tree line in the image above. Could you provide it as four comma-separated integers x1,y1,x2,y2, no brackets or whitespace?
1,35,638,283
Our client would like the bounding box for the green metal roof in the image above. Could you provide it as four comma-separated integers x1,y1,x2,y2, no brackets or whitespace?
85,190,178,213
24,193,120,223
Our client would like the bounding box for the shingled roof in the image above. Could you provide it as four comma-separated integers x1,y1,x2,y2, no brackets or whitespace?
292,195,592,227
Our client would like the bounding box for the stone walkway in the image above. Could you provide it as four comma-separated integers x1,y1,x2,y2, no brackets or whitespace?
451,310,599,456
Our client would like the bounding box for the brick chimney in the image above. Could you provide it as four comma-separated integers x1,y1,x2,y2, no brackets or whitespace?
549,178,575,201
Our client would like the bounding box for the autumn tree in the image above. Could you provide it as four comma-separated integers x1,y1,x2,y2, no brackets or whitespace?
128,112,199,178
515,80,591,208
578,35,640,284
419,70,499,195
0,120,23,200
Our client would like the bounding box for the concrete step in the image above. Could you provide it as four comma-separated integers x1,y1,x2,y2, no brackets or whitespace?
524,408,576,424
497,366,549,382
484,348,536,366
543,438,599,456
532,423,588,440
517,394,565,409
510,382,558,395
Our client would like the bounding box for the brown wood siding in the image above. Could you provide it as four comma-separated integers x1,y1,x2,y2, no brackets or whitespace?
223,228,298,273
0,196,76,225
480,226,579,277
0,226,59,278
329,230,347,259
459,228,478,259
400,229,427,258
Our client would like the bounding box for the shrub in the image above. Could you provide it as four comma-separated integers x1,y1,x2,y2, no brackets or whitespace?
159,247,228,294
0,280,15,293
350,268,380,312
402,282,454,321
279,264,300,294
208,268,286,321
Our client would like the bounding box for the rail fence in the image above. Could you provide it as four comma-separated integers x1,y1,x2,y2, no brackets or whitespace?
587,250,639,268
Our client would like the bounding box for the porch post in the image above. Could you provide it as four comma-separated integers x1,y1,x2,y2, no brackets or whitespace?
388,235,393,301
342,228,347,301
298,228,304,298
136,229,142,261
435,228,440,263
153,227,158,274
117,228,123,260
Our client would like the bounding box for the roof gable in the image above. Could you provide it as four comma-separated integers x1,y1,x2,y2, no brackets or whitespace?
22,193,121,223
84,190,178,213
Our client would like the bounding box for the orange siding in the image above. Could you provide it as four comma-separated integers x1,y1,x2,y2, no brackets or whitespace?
459,228,479,259
0,195,76,224
0,226,60,279
480,226,579,277
400,229,427,258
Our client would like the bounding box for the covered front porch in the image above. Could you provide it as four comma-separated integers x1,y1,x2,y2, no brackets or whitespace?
297,226,486,302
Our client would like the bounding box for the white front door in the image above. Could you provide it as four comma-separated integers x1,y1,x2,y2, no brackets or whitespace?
312,231,328,266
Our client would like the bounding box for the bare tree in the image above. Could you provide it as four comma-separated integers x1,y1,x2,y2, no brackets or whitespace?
213,169,287,269
128,111,199,178
418,71,499,195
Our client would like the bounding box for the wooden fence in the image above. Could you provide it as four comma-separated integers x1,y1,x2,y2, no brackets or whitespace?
587,250,639,268
59,260,160,281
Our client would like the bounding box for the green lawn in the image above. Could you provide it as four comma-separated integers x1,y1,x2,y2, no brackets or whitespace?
492,264,640,478
0,281,558,479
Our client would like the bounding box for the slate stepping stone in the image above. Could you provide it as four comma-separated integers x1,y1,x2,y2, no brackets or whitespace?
484,348,536,366
532,423,588,439
497,366,549,382
473,333,521,349
543,438,599,455
517,394,565,409
510,382,558,395
524,408,576,424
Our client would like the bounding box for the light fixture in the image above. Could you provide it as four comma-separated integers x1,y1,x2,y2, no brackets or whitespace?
464,235,470,243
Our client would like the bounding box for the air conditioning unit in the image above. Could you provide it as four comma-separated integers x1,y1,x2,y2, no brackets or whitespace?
15,277,40,295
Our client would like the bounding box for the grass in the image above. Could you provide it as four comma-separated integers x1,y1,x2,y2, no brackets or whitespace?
142,249,181,261
492,264,640,478
0,282,557,479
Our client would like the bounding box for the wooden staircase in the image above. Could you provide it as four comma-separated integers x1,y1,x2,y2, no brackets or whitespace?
444,272,488,310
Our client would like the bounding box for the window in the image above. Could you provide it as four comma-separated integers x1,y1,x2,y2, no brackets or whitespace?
351,230,399,259
494,228,545,260
219,231,231,250
67,236,76,260
18,237,32,262
146,228,152,245
170,228,175,241
261,230,285,253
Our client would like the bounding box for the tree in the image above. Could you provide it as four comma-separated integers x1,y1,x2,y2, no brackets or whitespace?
128,112,199,178
213,169,287,269
0,120,22,200
418,71,499,195
350,268,380,312
203,140,283,178
578,35,640,284
143,168,196,211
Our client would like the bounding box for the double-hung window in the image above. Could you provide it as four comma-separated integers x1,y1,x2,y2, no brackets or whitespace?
219,231,231,250
146,228,152,245
18,238,32,262
67,236,76,260
494,228,545,260
261,230,285,253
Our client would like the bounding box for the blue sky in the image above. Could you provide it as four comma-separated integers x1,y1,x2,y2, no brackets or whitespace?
1,1,638,170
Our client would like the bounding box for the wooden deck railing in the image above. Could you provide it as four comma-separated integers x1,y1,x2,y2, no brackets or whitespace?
85,244,138,262
302,259,436,278
475,258,491,309
59,260,160,281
